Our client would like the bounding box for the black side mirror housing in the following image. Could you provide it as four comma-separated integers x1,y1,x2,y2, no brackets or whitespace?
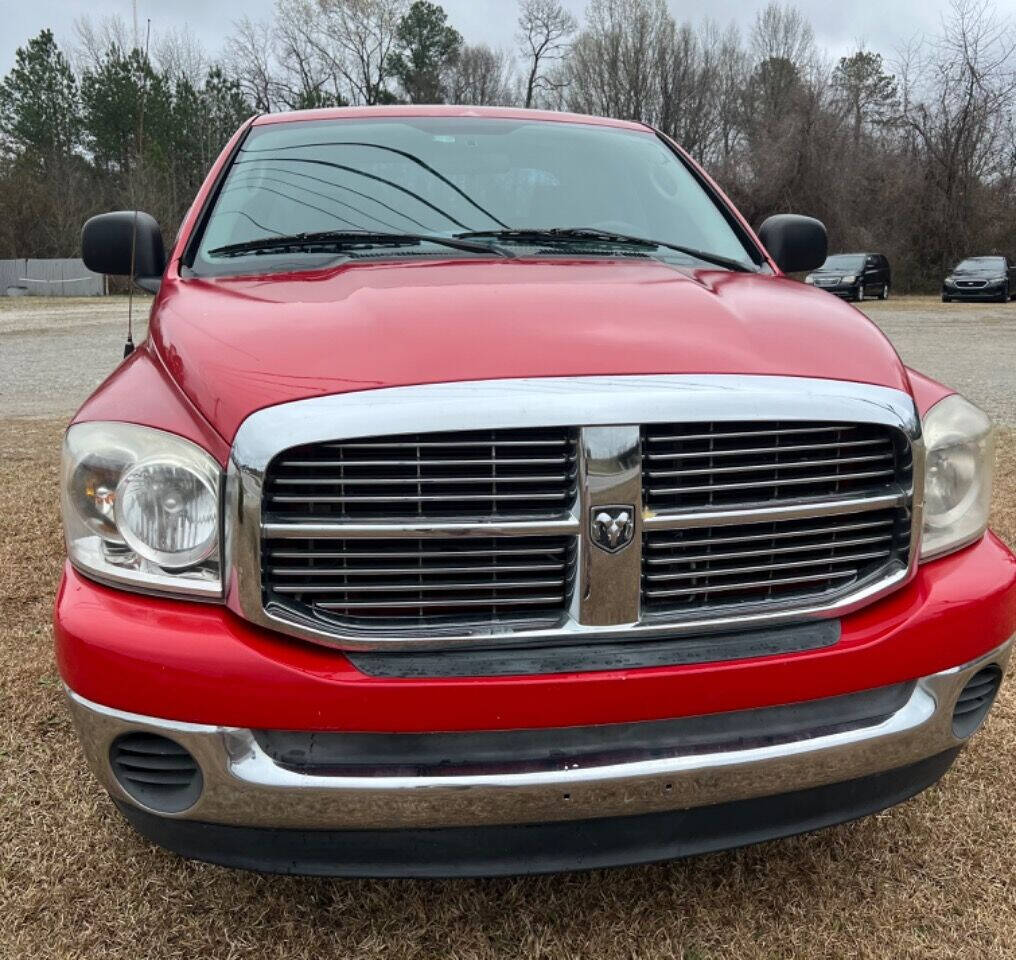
82,211,166,293
758,214,828,274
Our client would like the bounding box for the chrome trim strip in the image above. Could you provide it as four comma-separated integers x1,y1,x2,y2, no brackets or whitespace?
263,518,582,539
232,376,918,462
226,375,922,651
64,638,1011,831
642,492,909,530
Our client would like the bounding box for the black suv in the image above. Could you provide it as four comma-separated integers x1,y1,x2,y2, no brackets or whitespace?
942,256,1016,302
805,253,890,302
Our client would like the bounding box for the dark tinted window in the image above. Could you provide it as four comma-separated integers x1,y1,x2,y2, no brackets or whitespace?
954,257,1006,274
820,254,864,271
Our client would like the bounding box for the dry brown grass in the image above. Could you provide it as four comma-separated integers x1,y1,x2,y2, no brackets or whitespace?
2,419,1016,960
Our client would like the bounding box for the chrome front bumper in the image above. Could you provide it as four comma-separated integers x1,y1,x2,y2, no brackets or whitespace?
66,640,1011,832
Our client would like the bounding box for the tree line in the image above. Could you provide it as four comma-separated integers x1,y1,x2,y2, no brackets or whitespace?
2,0,1016,291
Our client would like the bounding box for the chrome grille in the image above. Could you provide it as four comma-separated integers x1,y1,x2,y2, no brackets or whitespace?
642,421,910,511
643,508,911,615
237,376,921,648
264,428,578,522
262,536,576,625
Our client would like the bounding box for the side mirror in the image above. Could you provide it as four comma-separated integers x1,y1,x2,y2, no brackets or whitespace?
82,211,166,293
758,214,828,274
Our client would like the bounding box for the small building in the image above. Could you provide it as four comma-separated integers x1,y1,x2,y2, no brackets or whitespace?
1,258,105,296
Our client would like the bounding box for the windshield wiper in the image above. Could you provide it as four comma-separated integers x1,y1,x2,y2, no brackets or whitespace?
455,227,756,272
207,230,514,259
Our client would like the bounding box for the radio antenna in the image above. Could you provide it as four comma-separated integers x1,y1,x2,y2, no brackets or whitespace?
125,17,151,359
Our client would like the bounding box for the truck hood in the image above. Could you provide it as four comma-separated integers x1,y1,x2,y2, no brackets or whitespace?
150,258,909,443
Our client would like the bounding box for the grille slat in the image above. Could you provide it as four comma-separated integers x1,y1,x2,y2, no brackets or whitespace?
650,468,896,495
272,474,569,486
646,452,894,478
646,426,850,443
646,550,893,581
644,519,891,549
316,596,567,611
646,570,859,599
273,578,567,595
271,563,565,576
646,534,893,564
284,457,571,468
321,439,570,449
644,438,890,460
265,427,578,521
271,491,571,504
269,545,570,560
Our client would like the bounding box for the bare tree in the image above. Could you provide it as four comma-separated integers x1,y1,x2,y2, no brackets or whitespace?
747,2,817,126
750,3,815,67
72,15,132,71
899,0,1016,267
565,0,669,122
314,0,408,105
711,23,749,168
517,0,576,109
656,20,723,160
225,16,277,111
226,0,357,110
152,25,208,84
446,44,516,105
276,0,349,107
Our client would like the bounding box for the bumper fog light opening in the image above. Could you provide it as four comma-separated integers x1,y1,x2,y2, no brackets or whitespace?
951,665,1003,739
110,732,203,814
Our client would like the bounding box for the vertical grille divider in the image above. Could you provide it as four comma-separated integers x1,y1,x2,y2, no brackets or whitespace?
415,437,424,621
490,432,498,614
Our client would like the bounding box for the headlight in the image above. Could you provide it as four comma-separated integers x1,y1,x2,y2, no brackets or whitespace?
804,275,815,284
920,394,993,561
62,422,222,597
841,274,857,283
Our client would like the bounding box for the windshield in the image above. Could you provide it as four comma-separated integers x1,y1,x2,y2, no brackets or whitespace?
954,257,1005,275
191,116,759,275
818,255,864,271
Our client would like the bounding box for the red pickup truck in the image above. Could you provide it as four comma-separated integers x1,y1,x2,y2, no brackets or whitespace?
58,106,1015,877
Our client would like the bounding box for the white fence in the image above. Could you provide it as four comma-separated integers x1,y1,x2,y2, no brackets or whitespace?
1,258,105,297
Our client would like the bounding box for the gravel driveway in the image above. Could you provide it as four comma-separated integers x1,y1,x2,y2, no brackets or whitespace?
0,297,150,419
861,296,1016,425
1,293,1012,423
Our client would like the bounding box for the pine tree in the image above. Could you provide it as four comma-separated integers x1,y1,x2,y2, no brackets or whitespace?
390,1,462,103
0,29,82,168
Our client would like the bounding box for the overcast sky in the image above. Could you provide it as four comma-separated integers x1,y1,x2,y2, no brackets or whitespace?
0,0,981,78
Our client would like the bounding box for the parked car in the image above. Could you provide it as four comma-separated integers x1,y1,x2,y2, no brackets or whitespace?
60,106,1014,878
942,256,1016,302
805,252,891,301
